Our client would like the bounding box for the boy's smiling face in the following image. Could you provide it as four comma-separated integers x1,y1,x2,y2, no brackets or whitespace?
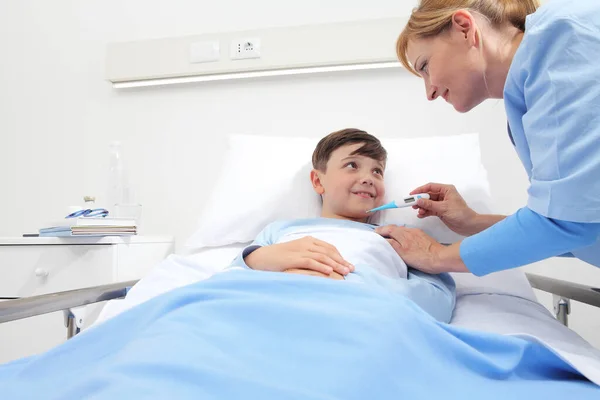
311,143,386,222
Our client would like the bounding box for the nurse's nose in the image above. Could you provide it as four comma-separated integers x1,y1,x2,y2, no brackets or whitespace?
425,80,440,101
428,86,440,101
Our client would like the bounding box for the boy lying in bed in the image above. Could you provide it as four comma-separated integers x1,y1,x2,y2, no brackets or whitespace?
229,128,456,323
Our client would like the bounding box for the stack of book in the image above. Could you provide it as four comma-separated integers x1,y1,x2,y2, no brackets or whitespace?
39,217,137,237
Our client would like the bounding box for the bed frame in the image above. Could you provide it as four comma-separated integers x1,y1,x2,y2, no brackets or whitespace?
1,274,599,339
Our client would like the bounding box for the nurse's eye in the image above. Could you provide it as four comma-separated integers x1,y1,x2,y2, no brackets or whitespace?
419,60,429,75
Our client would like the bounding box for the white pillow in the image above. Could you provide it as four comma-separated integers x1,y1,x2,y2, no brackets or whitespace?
185,132,492,249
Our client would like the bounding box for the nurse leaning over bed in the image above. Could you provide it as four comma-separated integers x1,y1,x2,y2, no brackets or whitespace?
377,0,600,276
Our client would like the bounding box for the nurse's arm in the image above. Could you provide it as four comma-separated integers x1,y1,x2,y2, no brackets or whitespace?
464,213,507,236
458,208,600,276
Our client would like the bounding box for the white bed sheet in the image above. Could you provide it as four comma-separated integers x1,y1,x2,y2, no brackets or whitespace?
452,293,600,385
92,246,600,386
93,246,243,325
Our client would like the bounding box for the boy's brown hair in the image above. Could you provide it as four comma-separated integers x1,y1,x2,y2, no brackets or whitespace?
312,128,387,172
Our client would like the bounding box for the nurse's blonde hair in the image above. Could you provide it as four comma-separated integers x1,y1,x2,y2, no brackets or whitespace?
397,0,540,76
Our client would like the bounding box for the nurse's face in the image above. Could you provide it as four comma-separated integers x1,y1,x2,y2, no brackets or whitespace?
406,12,488,113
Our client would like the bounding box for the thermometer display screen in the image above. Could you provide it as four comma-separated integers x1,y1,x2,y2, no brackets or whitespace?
404,197,415,203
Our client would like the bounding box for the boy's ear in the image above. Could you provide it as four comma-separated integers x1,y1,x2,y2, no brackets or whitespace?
310,169,325,195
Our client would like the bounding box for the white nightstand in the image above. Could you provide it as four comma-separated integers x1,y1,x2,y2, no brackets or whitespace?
0,235,175,363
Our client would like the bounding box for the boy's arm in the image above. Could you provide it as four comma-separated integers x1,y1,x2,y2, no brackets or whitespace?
228,224,276,269
403,270,456,323
228,221,353,276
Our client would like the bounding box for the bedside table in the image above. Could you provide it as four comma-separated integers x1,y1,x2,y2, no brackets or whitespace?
0,235,175,363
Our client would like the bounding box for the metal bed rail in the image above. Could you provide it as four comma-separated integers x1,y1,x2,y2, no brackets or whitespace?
525,273,600,326
525,273,600,307
0,280,138,338
0,274,599,339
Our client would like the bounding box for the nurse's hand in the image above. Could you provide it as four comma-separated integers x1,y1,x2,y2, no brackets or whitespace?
376,225,469,274
410,183,479,236
244,236,355,277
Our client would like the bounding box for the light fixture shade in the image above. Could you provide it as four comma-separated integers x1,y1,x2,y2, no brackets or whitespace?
107,17,409,88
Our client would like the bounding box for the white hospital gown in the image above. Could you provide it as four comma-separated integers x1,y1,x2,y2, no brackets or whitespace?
229,217,456,323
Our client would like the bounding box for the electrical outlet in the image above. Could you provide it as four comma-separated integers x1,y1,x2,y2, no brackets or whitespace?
230,38,261,60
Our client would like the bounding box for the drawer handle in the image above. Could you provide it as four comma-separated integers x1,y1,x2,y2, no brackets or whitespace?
35,268,49,278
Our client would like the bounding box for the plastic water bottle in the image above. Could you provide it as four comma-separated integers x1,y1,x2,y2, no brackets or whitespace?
107,141,131,216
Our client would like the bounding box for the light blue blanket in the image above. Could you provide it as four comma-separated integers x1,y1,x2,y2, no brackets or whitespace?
1,269,598,399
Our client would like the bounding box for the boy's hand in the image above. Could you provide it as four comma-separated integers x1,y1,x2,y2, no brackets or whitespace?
245,236,355,276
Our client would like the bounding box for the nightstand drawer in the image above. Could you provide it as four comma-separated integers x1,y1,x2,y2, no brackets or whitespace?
0,245,115,297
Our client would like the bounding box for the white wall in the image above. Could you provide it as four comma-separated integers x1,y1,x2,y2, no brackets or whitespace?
0,0,598,346
0,0,519,245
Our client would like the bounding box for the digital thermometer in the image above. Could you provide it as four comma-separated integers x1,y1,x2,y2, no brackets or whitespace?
366,193,430,213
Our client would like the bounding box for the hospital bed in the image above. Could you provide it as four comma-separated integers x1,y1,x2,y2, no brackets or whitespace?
0,272,599,338
2,133,600,397
2,252,600,400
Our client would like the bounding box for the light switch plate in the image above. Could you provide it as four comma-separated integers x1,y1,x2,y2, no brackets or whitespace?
189,41,220,64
